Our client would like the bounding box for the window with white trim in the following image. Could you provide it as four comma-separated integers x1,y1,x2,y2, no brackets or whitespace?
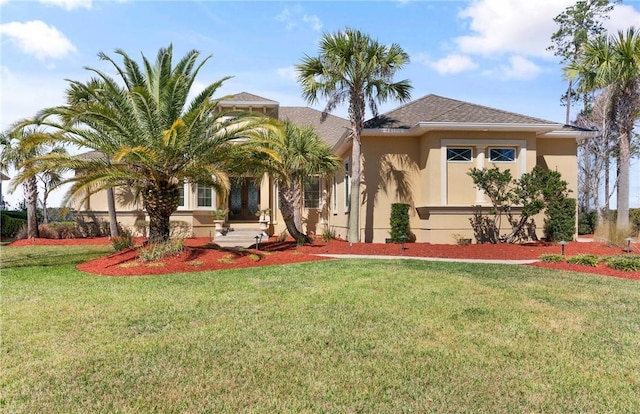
177,183,189,209
196,185,214,208
332,176,337,214
304,176,321,209
489,148,516,162
447,147,472,162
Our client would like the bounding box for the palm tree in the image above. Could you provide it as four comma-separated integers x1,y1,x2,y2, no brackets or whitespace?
266,120,340,243
37,161,64,224
566,27,640,229
17,45,279,243
0,127,64,238
296,28,412,243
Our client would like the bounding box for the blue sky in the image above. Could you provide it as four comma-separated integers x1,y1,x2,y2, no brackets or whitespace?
1,0,639,208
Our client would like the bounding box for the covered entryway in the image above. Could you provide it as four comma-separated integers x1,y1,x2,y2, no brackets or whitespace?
228,178,260,221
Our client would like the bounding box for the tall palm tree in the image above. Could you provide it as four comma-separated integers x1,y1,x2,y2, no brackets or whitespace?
17,45,279,243
266,120,340,243
296,28,412,243
0,127,65,238
566,27,640,229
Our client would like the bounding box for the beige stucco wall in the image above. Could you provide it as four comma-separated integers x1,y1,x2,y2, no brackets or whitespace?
324,130,577,244
79,131,579,244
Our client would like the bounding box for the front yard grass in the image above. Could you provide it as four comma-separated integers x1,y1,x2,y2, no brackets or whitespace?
2,246,639,412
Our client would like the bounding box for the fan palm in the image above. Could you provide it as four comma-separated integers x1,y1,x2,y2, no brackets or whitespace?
296,28,412,243
566,27,640,229
16,45,279,243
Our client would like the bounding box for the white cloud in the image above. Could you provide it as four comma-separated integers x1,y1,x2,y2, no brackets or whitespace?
0,20,77,60
455,0,575,58
493,55,542,80
604,4,640,34
302,14,322,32
429,54,478,74
276,66,297,81
38,0,92,10
275,5,322,32
0,66,67,129
275,6,300,30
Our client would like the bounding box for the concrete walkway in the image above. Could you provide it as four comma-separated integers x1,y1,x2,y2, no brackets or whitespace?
315,254,538,265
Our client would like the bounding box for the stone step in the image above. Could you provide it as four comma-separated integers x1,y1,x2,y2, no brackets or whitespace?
213,228,267,249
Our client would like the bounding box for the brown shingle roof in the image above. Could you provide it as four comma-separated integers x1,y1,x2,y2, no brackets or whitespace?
365,94,558,129
220,92,278,105
279,107,350,148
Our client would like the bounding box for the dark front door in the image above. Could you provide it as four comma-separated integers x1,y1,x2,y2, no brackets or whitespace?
228,178,259,221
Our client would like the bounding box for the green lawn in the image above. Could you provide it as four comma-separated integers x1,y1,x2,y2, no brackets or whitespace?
2,245,639,413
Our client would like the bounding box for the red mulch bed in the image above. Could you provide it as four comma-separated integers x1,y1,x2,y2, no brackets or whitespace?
7,237,639,280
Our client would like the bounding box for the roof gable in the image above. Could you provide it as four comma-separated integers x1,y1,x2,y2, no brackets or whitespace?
365,94,557,129
220,92,278,105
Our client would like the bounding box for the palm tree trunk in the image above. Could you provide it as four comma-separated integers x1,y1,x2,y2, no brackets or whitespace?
107,188,120,238
279,182,311,243
143,181,179,244
24,177,39,238
616,130,631,229
347,98,365,244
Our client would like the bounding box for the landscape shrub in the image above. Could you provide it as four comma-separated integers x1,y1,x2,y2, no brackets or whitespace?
111,229,134,251
594,218,633,247
37,224,59,239
390,203,411,243
1,214,26,238
468,166,572,244
138,238,184,262
539,254,564,263
50,222,81,239
2,210,27,220
604,255,640,272
545,197,577,242
170,220,191,239
630,208,640,235
321,226,337,242
578,210,597,235
567,254,599,267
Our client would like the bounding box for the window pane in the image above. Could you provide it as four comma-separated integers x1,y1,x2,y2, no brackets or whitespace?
304,176,320,209
447,148,472,161
178,185,185,207
197,186,212,207
489,148,515,162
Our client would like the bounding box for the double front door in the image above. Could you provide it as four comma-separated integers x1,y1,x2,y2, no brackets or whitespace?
228,178,259,221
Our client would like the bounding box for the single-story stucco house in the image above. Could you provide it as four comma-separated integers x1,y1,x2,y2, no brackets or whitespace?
79,92,594,244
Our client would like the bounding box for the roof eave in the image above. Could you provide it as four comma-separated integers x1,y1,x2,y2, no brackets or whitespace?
363,122,566,136
218,100,279,107
538,130,599,141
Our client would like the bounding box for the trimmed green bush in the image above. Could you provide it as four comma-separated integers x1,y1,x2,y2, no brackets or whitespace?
578,210,597,235
545,197,576,242
539,254,564,263
567,254,599,267
1,214,26,238
390,203,411,243
604,255,640,272
630,208,640,234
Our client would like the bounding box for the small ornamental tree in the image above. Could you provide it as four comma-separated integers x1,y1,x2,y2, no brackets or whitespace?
390,203,410,243
468,166,575,243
